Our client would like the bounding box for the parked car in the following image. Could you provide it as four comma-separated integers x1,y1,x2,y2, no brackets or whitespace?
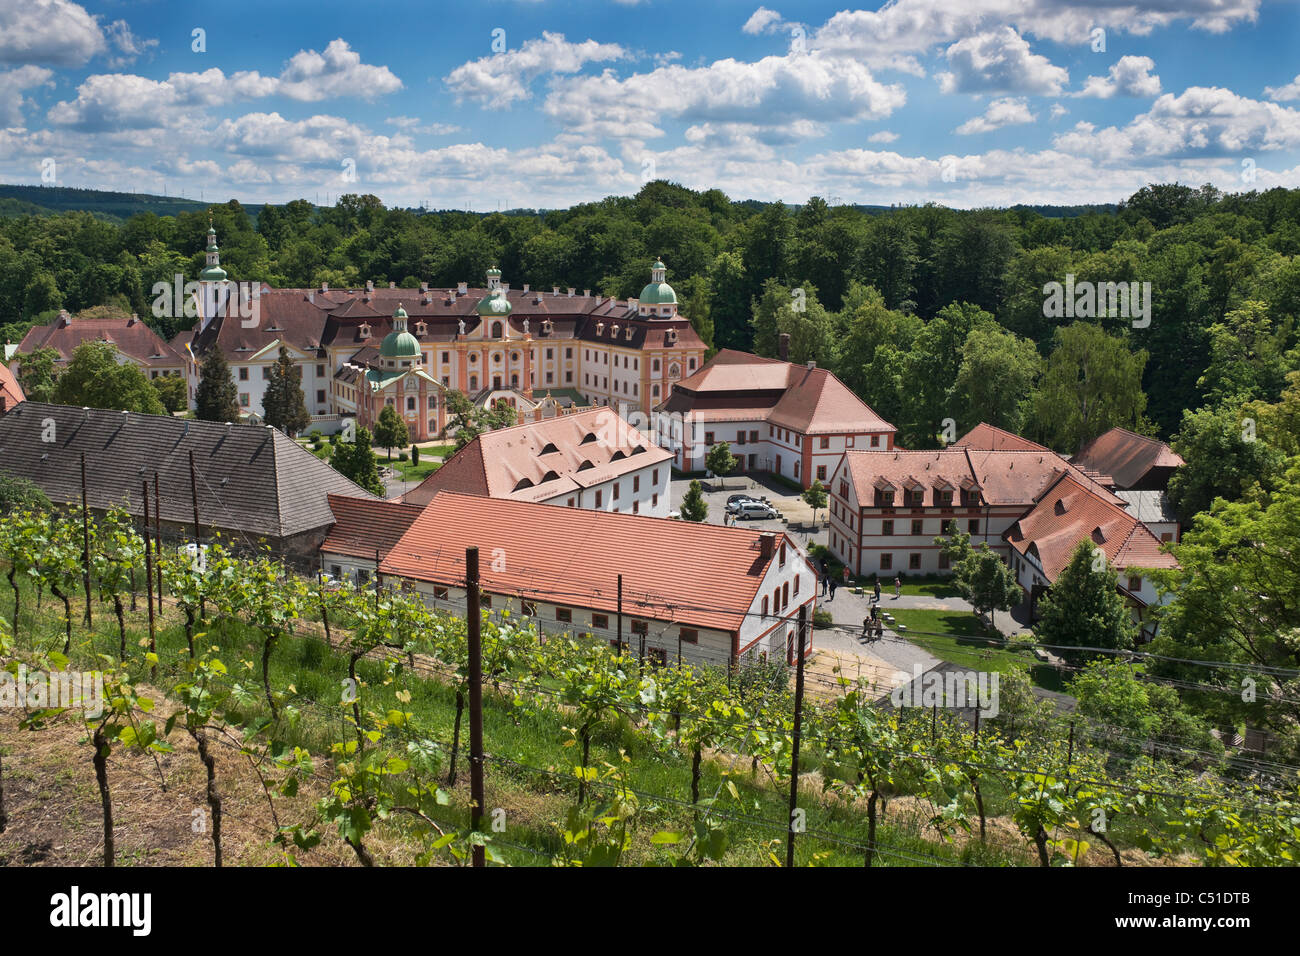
733,501,780,520
726,494,760,512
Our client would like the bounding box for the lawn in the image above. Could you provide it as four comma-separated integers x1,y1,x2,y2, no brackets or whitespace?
889,607,1066,691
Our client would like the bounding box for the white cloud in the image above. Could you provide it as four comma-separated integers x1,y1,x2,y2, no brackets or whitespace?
1050,103,1069,119
936,28,1068,95
104,19,158,69
0,0,105,66
276,39,402,102
1265,74,1300,102
868,130,899,143
0,65,53,126
444,32,628,107
813,0,1261,55
387,116,462,135
1053,86,1300,159
955,96,1036,134
742,7,786,35
1076,55,1162,98
544,51,906,141
48,40,400,130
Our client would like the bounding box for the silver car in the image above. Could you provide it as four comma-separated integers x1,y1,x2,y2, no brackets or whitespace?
734,501,780,520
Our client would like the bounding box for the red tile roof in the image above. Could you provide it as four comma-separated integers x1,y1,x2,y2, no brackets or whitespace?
0,362,24,410
402,407,671,507
19,313,185,368
381,492,808,632
322,494,425,561
953,422,1050,452
1071,427,1185,489
1003,472,1178,582
841,447,1122,508
659,349,895,436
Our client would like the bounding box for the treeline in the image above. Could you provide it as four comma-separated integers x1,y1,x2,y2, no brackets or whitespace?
1,181,1298,446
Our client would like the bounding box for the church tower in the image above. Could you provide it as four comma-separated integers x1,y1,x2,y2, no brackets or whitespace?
198,218,229,331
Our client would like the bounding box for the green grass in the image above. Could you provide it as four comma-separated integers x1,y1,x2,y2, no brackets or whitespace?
889,608,1065,691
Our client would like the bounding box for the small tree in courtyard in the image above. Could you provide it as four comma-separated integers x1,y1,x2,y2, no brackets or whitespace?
680,480,708,522
705,441,737,489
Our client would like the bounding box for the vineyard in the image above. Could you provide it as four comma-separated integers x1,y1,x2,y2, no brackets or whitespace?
1,506,1298,867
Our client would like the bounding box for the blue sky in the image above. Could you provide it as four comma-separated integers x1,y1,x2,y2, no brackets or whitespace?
2,0,1299,209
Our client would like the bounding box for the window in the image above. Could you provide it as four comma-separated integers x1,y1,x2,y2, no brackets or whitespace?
939,490,953,508
567,497,575,507
652,469,658,484
480,594,493,608
239,393,250,407
433,586,449,600
762,597,769,616
565,348,573,359
968,519,979,534
357,569,370,583
429,395,437,409
779,542,787,566
631,620,648,636
819,436,830,449
407,397,416,411
816,465,827,481
592,613,609,629
317,389,326,403
239,367,249,381
736,430,746,445
262,367,272,380
880,553,893,570
938,552,950,570
909,553,921,570
1127,575,1142,591
782,582,789,607
911,519,923,536
689,358,696,370
679,628,698,644
870,435,880,447
652,493,658,507
595,490,603,507
633,476,640,493
882,520,894,536
704,431,714,445
910,489,924,506
556,606,572,623
794,574,800,594
881,490,894,507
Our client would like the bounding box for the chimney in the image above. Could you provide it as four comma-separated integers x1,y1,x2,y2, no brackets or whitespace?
583,289,590,297
321,282,328,293
806,360,816,370
522,284,530,292
567,288,575,297
128,313,139,326
457,281,468,295
365,279,374,293
552,287,560,295
760,533,776,559
308,291,315,304
778,333,790,361
389,281,396,289
420,281,428,292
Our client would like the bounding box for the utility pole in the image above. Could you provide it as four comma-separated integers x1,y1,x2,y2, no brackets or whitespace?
189,450,204,619
466,546,485,868
141,481,156,677
616,573,623,658
786,605,808,868
153,473,162,616
80,454,92,626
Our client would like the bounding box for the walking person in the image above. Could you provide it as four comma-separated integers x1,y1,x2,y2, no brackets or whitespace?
893,575,901,599
828,577,837,601
873,580,881,604
862,616,871,641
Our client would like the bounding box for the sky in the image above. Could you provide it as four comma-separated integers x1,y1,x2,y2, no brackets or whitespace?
1,0,1299,210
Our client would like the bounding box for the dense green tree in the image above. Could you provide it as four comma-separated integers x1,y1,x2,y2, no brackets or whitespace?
150,373,188,414
1167,402,1284,520
953,325,1042,434
801,479,828,523
1028,322,1149,453
0,472,50,514
374,404,409,460
194,346,240,423
680,479,708,522
705,441,737,489
262,346,310,436
1034,541,1138,664
15,347,57,403
331,425,385,496
52,341,164,414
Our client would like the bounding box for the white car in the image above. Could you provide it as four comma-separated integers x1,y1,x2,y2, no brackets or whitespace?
733,501,780,520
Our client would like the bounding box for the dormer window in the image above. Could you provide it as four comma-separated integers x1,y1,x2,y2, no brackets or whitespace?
577,460,594,471
611,450,626,461
580,431,598,444
541,470,560,482
492,321,504,338
539,442,558,455
359,323,372,338
596,322,604,335
415,320,427,335
625,326,634,340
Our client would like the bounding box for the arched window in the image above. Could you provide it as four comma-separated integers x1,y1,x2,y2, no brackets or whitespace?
491,322,503,338
469,375,478,391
